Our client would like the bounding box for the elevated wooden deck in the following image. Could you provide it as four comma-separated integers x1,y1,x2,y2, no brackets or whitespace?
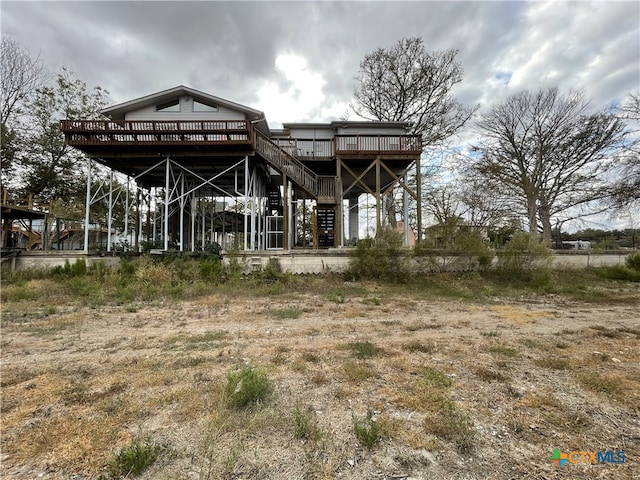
60,120,422,203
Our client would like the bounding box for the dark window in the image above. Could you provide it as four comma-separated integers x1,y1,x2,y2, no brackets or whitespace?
156,100,180,112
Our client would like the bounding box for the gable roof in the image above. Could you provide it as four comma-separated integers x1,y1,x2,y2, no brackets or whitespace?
102,85,269,132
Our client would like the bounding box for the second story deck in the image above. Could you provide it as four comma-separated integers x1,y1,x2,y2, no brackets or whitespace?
61,120,422,159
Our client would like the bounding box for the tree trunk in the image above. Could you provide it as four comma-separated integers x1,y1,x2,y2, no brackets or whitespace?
538,197,553,242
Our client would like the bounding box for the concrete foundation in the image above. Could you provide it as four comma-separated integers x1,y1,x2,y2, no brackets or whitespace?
1,250,634,275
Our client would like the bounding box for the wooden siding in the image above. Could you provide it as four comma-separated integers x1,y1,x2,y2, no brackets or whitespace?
286,126,334,139
124,95,246,122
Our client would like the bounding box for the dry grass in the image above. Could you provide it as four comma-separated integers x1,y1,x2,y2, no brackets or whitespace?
1,280,638,479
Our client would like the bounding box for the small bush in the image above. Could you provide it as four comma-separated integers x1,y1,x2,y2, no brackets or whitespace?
352,409,382,449
294,405,321,442
626,252,640,271
346,228,409,281
595,264,640,282
102,437,160,479
426,400,475,453
349,341,378,359
496,232,552,274
225,365,272,409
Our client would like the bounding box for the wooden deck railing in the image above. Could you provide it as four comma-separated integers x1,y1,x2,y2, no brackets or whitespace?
60,120,253,145
254,131,320,198
1,188,51,213
274,138,334,159
335,134,422,153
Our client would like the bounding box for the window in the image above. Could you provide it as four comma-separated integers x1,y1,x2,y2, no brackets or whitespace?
156,100,180,112
193,100,218,112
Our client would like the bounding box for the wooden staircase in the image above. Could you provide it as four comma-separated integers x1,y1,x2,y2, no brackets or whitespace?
253,130,337,204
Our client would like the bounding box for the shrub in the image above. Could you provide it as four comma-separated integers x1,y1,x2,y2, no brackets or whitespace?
349,341,378,359
495,232,552,276
347,228,409,281
352,409,382,449
595,265,640,282
225,365,272,409
102,437,160,479
294,405,321,442
625,252,640,271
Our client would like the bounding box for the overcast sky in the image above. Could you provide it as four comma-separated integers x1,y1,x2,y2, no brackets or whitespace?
2,0,638,131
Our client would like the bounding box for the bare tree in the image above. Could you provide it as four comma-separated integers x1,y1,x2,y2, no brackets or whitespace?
473,87,626,241
612,92,640,206
352,37,475,143
351,37,476,230
1,35,46,126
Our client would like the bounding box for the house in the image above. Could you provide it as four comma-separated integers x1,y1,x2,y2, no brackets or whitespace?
61,86,422,253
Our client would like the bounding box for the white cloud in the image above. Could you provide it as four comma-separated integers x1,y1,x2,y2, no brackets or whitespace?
254,53,348,128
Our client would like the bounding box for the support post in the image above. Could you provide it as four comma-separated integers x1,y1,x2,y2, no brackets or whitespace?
107,171,113,252
403,172,409,247
416,155,422,244
164,156,170,251
349,194,359,245
84,157,92,253
244,156,249,251
124,176,130,250
375,157,381,233
283,175,289,250
179,174,185,252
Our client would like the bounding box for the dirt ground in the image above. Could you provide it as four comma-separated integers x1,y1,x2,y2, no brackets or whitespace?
1,285,639,479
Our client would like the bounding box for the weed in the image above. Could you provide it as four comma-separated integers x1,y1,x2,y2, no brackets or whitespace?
577,370,622,395
225,365,272,409
294,405,322,442
101,437,160,479
473,367,507,382
534,356,571,370
328,289,346,303
424,399,475,454
401,340,434,354
348,341,378,359
423,366,453,388
362,296,381,305
487,345,519,358
352,409,382,448
301,351,320,363
481,331,500,338
342,361,376,382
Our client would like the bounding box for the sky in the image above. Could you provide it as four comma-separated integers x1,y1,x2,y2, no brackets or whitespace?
2,0,638,132
2,0,639,232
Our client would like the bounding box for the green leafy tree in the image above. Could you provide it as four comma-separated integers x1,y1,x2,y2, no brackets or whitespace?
1,36,46,183
16,67,110,202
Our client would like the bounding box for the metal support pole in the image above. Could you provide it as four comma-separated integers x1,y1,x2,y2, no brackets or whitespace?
164,156,170,251
337,158,343,247
201,197,205,250
124,176,130,249
416,155,422,244
283,175,289,250
107,171,113,252
250,169,256,251
83,157,92,253
375,157,381,233
179,174,185,252
244,156,249,251
403,172,409,247
190,190,196,252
